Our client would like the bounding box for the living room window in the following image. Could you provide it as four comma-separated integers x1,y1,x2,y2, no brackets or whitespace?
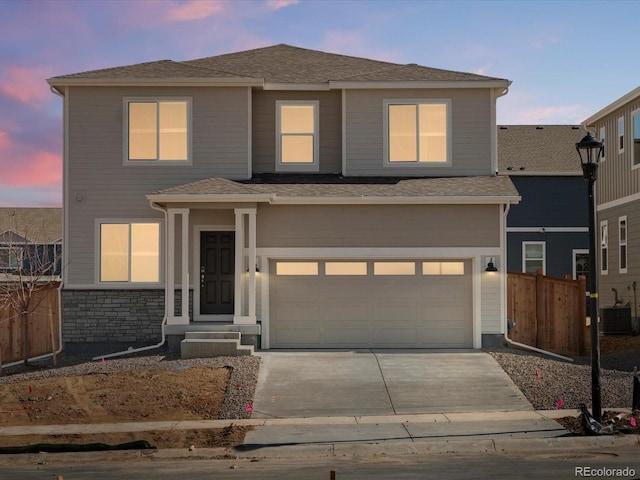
276,101,319,172
125,98,190,164
619,216,627,273
632,109,640,168
384,99,451,165
99,221,160,283
523,242,545,274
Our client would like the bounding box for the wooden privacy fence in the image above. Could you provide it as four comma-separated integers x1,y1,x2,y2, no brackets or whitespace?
507,271,586,357
0,283,60,365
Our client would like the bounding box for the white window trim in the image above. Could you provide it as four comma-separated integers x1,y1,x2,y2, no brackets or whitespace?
123,97,192,166
522,241,545,275
95,218,164,286
275,100,320,172
632,108,640,170
599,125,606,162
619,216,628,274
618,116,624,154
572,248,589,280
383,98,452,168
600,220,608,275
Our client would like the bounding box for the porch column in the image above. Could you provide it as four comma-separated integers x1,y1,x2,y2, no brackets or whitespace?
167,208,190,325
233,208,257,325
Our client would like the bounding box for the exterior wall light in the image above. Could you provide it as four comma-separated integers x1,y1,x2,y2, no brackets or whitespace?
485,258,498,272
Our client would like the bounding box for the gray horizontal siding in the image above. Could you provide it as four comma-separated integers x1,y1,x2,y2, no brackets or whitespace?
345,89,493,176
256,204,501,248
66,86,250,285
252,90,342,174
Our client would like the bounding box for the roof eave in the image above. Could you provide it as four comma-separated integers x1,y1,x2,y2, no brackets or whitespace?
583,85,640,126
498,171,582,177
146,193,274,203
47,77,264,88
329,80,512,89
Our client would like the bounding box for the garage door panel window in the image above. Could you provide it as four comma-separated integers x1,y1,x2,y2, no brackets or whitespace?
422,261,464,275
276,262,319,275
373,262,416,275
325,262,367,276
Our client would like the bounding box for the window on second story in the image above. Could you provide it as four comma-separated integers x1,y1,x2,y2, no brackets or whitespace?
600,220,608,274
384,100,451,166
618,116,624,153
276,101,319,172
619,216,627,273
633,109,640,168
0,246,22,271
599,125,606,162
523,242,545,275
125,98,191,164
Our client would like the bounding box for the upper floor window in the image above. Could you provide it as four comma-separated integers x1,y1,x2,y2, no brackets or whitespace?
99,221,161,283
632,109,640,168
523,241,545,274
618,116,624,153
125,98,191,164
600,220,608,275
276,100,319,172
619,216,627,273
599,125,606,162
384,99,451,166
0,246,22,271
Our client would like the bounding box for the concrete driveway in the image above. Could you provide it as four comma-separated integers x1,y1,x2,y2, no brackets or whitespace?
251,350,532,418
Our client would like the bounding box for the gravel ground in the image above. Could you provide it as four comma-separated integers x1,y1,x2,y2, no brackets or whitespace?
0,347,260,420
487,347,637,410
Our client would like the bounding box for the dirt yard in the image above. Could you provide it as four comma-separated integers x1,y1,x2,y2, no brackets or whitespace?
0,366,250,450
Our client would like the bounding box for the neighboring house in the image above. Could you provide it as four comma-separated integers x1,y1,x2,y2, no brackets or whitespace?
584,86,640,310
0,208,62,277
498,125,590,281
47,44,519,354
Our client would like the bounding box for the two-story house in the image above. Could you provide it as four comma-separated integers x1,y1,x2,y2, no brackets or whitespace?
584,86,640,314
498,125,589,280
47,44,519,355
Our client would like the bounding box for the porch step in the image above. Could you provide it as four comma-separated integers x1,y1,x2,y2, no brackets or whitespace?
180,331,254,358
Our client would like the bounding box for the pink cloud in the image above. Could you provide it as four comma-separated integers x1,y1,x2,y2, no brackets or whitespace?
0,130,61,187
0,65,53,108
267,0,298,9
165,0,224,21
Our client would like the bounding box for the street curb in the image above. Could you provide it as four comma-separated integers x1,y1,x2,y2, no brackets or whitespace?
0,434,636,466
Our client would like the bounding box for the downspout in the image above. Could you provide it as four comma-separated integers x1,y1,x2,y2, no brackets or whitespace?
92,202,169,360
501,202,574,362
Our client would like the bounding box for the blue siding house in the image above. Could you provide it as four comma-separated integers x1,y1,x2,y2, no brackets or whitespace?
498,125,589,281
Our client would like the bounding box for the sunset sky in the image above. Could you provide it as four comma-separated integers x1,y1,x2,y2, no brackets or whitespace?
2,0,639,207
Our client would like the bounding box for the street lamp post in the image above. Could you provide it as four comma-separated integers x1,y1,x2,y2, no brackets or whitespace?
576,132,604,423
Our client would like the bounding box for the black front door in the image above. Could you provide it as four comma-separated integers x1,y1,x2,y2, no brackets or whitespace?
200,231,235,315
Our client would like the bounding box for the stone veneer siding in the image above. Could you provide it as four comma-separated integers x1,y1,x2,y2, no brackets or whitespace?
62,289,193,344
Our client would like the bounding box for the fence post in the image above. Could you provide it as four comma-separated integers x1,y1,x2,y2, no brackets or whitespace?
535,269,544,349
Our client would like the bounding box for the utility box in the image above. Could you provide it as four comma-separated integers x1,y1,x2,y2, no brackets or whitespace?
600,306,631,334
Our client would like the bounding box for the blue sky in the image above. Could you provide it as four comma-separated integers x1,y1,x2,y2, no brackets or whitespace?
1,0,639,207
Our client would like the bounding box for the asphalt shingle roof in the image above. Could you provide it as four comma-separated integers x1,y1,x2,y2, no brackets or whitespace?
497,125,587,174
151,174,519,200
0,208,62,244
50,44,508,84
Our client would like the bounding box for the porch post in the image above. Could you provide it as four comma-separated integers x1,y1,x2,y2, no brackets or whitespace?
180,208,190,321
166,210,175,323
166,208,189,325
233,208,257,325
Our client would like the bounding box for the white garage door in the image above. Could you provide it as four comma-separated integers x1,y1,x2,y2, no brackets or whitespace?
269,259,473,348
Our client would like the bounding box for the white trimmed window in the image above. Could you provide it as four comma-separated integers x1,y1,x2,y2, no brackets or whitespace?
125,98,190,163
632,109,640,168
0,246,22,270
619,216,627,273
600,220,608,274
99,222,161,283
523,242,545,274
618,116,624,153
276,100,319,172
384,99,451,165
599,125,606,162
